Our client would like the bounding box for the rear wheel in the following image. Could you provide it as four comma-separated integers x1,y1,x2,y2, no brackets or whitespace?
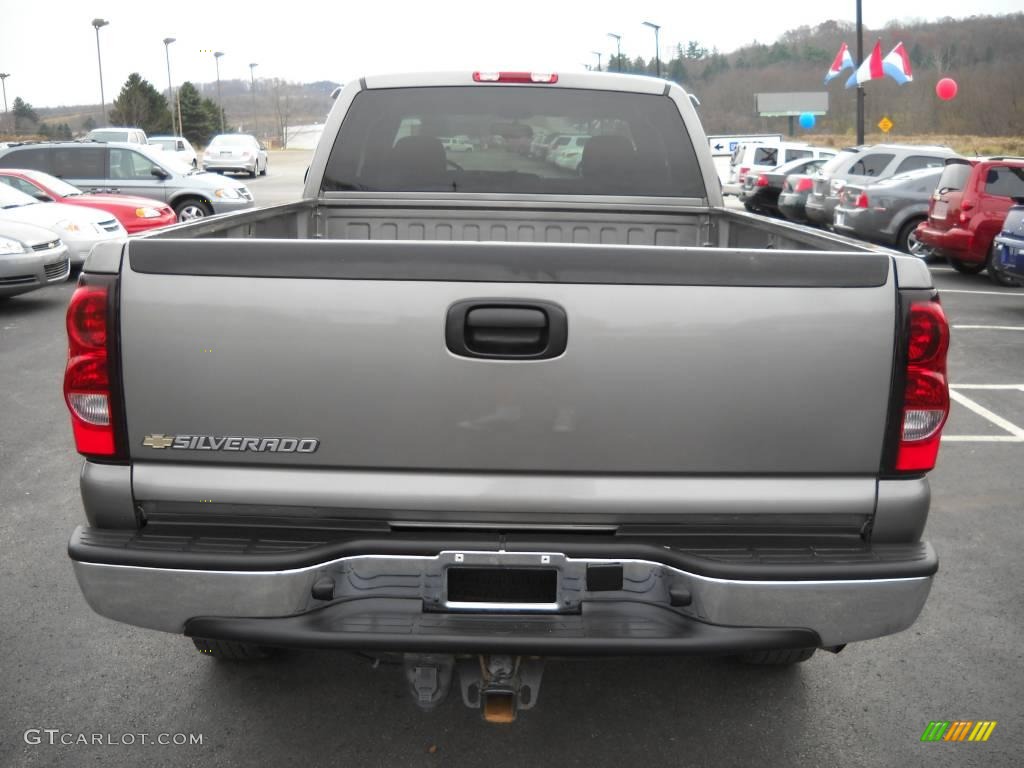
898,218,930,259
260,159,268,176
949,257,985,275
737,647,816,666
173,198,213,222
987,242,1022,287
192,637,276,660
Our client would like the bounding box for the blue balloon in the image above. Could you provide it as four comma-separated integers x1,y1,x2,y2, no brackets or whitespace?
799,112,816,129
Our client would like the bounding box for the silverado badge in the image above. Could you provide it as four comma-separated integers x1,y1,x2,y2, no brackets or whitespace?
142,434,319,453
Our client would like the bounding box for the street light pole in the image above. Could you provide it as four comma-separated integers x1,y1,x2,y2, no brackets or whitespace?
855,0,865,144
0,74,9,134
249,63,258,138
607,33,622,72
163,37,181,136
214,51,225,132
642,21,661,78
591,52,602,72
92,19,110,125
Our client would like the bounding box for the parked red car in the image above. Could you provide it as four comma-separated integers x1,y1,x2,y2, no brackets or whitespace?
915,157,1024,286
0,169,176,234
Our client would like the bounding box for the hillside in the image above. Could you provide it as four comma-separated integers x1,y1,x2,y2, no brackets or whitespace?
651,13,1024,137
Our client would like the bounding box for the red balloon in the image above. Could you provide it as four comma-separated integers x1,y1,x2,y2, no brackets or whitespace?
936,78,958,100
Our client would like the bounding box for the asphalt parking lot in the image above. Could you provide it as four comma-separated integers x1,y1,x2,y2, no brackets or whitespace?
1,156,1022,767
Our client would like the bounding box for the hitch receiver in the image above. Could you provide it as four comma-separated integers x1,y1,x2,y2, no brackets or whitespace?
457,655,545,723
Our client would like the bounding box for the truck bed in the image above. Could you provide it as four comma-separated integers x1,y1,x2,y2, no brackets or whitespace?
151,196,889,254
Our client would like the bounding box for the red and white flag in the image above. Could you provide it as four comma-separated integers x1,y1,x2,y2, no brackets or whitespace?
845,40,884,88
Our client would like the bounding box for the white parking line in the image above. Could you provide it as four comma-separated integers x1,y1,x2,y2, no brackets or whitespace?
952,325,1024,331
943,435,1024,442
950,384,1024,391
939,289,1024,297
947,389,1024,443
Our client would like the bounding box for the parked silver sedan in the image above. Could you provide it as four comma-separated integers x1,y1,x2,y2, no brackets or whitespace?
0,183,125,266
0,220,70,298
202,134,268,177
832,167,943,258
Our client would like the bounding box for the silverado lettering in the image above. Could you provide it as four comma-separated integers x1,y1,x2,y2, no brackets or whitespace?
143,435,320,452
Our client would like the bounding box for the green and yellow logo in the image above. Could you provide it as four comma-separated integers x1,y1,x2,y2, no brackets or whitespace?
921,721,997,742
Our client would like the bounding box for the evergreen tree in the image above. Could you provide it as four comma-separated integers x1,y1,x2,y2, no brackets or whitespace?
202,99,226,136
108,73,172,134
12,97,39,132
667,56,688,84
176,82,226,144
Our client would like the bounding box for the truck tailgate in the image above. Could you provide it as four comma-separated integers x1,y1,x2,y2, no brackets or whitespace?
121,239,894,476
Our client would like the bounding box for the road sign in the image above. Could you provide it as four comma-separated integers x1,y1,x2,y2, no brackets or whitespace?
706,134,783,157
878,116,894,134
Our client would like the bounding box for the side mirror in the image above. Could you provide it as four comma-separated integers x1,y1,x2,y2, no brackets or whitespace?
151,166,170,179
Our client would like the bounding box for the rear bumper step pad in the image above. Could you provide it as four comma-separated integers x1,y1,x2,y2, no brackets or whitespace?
186,599,820,656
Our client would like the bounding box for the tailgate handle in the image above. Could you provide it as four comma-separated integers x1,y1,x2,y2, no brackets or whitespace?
446,300,567,360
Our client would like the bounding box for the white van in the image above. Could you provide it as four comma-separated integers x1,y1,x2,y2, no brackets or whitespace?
724,141,836,196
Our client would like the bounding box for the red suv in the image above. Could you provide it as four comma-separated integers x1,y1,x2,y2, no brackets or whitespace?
916,157,1024,286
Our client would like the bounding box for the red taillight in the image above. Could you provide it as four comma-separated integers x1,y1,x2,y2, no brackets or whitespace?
738,166,750,179
895,301,950,472
958,199,975,225
64,280,119,457
795,178,813,193
67,285,108,351
472,71,558,84
856,192,869,209
755,174,769,187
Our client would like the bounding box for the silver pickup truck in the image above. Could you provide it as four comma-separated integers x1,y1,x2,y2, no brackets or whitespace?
65,71,951,722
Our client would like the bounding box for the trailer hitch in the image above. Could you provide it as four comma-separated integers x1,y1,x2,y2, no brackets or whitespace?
459,655,545,723
402,654,544,721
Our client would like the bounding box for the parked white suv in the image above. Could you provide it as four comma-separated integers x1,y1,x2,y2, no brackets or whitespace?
86,127,149,145
724,141,835,196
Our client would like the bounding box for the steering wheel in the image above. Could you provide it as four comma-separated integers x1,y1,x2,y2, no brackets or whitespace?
447,159,463,171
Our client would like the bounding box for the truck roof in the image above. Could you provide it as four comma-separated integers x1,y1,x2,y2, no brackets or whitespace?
361,71,674,96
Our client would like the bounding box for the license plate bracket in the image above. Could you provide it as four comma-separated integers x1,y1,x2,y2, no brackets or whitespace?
446,567,557,606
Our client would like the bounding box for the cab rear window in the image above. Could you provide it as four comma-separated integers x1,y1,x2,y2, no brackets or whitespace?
322,86,705,197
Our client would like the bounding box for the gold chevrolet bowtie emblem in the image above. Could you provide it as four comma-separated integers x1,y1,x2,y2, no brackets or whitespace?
143,434,174,449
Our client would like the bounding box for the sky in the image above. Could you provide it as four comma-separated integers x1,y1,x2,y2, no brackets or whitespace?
1,0,1021,109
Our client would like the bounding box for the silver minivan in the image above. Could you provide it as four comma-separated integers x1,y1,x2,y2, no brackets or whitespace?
0,141,254,222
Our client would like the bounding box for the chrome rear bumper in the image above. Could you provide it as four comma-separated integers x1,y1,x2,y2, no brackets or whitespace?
71,543,934,649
